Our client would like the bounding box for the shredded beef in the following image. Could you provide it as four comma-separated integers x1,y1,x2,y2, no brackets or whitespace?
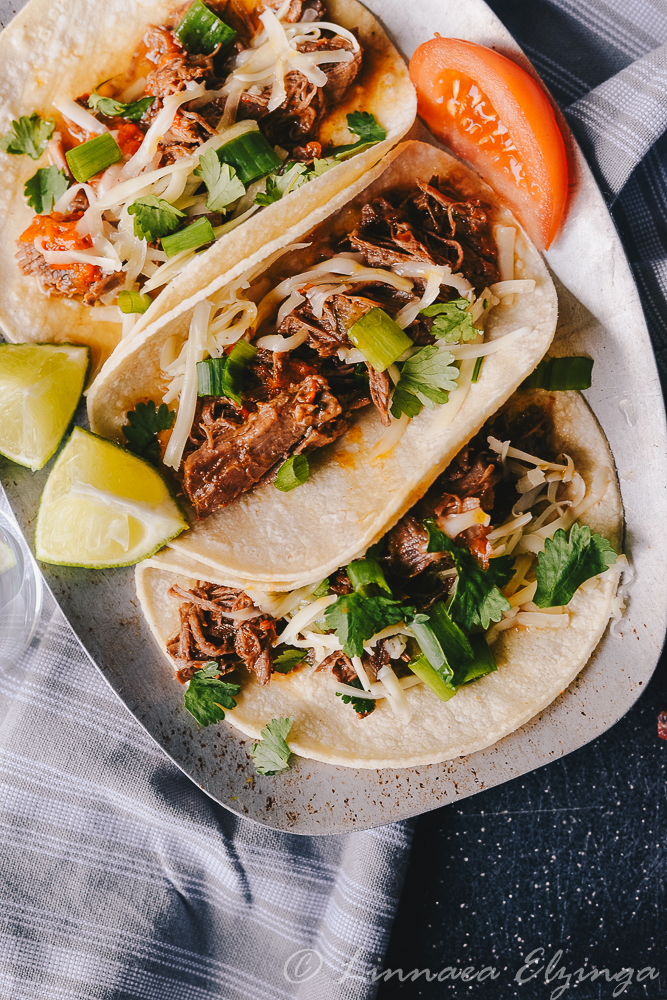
363,639,389,679
166,582,277,685
348,179,499,292
318,650,356,684
182,375,345,516
329,568,353,594
368,367,391,426
387,515,446,579
15,242,123,304
144,26,216,99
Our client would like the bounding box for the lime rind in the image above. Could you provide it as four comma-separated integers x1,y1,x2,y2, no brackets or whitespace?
0,343,90,471
35,426,188,568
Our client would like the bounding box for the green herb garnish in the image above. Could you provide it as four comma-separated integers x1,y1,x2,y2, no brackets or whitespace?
122,400,174,464
118,290,151,315
255,162,308,206
330,111,387,158
1,113,55,159
250,716,293,775
348,307,412,373
184,662,241,727
534,523,617,608
217,129,283,185
273,649,308,673
323,591,408,658
521,356,594,391
88,89,154,122
161,216,215,257
421,298,479,343
23,166,68,213
194,149,245,211
390,345,459,419
127,195,186,243
196,340,257,405
336,676,376,715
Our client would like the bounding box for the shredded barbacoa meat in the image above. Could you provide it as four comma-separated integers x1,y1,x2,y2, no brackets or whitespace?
16,0,361,300
179,175,499,516
167,582,278,685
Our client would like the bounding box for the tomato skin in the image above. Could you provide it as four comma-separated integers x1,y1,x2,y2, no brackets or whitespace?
409,37,568,249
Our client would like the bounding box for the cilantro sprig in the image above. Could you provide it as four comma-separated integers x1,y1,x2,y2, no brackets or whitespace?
127,195,185,242
324,592,408,658
122,400,174,464
535,523,617,608
421,299,479,343
425,520,513,630
390,345,459,419
336,677,376,716
273,649,308,674
184,663,241,727
194,149,245,212
24,166,68,213
255,162,309,206
88,88,155,122
331,111,387,158
250,717,293,775
1,113,55,159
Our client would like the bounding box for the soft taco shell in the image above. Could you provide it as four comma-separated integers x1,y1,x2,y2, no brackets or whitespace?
136,390,624,768
0,0,415,374
89,140,558,589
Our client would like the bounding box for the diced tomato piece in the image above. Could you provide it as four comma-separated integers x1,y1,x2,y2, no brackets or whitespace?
20,212,101,289
116,122,145,157
409,37,568,249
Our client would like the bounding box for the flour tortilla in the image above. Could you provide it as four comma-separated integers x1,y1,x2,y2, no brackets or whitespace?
0,0,415,375
136,390,624,768
88,140,558,589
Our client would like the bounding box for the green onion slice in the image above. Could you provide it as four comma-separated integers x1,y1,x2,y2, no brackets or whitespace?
217,130,283,186
521,356,593,391
347,556,391,595
161,216,215,258
65,132,122,183
407,654,457,702
196,340,257,405
174,0,237,55
117,290,151,314
275,454,310,492
472,355,484,383
348,308,413,372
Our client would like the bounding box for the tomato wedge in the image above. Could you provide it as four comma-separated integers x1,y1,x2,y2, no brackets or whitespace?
409,37,568,249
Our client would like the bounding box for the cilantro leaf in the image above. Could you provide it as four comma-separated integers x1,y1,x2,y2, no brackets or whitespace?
88,88,155,122
0,113,55,159
535,523,618,608
329,111,387,158
194,149,245,212
336,676,376,716
425,520,513,630
308,157,336,178
255,162,308,207
421,299,479,343
323,592,408,657
127,195,185,242
313,577,330,597
184,663,241,727
390,345,459,419
24,165,68,213
250,717,293,775
273,648,308,673
122,400,174,464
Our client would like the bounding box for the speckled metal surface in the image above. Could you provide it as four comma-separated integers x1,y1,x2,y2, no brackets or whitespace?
1,0,666,835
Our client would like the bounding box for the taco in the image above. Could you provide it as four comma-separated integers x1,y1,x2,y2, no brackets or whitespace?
87,140,558,587
136,388,624,769
0,0,415,371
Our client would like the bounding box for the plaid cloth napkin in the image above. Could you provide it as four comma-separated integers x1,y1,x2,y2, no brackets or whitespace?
2,0,667,997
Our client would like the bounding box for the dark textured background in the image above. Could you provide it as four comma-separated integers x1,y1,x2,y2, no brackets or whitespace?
380,1,667,995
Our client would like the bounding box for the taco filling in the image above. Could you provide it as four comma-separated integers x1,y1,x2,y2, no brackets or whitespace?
162,396,620,727
139,174,535,517
7,0,387,330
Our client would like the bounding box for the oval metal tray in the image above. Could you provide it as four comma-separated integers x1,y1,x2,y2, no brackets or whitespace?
2,0,666,834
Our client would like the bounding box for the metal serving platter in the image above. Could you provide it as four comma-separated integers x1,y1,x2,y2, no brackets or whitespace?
2,0,666,835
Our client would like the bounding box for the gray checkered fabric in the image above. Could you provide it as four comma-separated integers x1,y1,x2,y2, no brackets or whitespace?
3,0,667,997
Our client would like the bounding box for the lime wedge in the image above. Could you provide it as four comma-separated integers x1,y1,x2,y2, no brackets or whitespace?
0,343,89,471
35,427,188,567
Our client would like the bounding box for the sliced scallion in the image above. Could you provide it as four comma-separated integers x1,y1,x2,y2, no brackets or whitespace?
161,216,215,258
407,653,457,702
65,132,122,183
427,602,474,671
118,290,151,314
348,308,413,373
521,355,593,391
275,454,310,492
347,556,391,595
196,339,257,405
472,355,484,383
174,0,237,55
217,130,283,185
